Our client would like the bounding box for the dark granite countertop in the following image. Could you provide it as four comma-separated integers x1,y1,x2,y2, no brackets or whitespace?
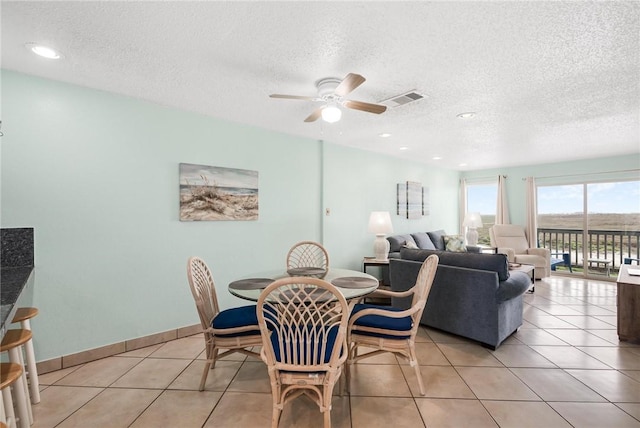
1,266,34,304
1,227,35,335
0,266,34,330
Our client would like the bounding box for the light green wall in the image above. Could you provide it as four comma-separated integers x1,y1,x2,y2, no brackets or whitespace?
461,155,640,225
1,71,460,361
322,143,460,270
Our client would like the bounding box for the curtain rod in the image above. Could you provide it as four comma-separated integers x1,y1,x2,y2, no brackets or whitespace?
522,168,640,181
462,175,507,181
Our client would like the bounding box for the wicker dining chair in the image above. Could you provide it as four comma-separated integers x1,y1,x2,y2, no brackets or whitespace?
187,257,262,391
257,277,349,428
346,254,439,396
286,241,329,273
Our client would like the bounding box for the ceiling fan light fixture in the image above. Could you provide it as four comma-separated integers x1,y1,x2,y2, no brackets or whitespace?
321,105,342,123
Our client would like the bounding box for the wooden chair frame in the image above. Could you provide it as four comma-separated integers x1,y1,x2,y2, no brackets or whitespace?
286,241,329,273
257,277,349,428
187,257,262,391
346,254,439,396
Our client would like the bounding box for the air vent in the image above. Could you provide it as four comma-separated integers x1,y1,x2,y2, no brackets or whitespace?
380,90,425,108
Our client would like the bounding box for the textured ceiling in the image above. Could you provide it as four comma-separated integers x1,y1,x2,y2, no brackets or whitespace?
2,1,639,170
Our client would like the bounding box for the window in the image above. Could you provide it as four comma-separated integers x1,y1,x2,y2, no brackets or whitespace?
537,180,640,277
466,182,497,245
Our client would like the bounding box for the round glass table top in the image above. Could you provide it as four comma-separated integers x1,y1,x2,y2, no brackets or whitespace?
228,268,378,301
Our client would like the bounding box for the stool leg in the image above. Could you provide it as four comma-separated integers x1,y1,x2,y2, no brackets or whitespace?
22,339,40,404
20,318,40,404
7,349,32,426
2,387,18,428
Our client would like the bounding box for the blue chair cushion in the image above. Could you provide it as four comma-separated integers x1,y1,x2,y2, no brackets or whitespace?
350,304,412,339
270,324,340,364
211,305,260,337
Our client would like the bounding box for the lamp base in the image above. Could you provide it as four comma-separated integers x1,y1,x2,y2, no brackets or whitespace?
466,228,479,246
373,234,390,261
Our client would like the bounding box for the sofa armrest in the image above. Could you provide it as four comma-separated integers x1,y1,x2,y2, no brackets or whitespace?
497,247,515,262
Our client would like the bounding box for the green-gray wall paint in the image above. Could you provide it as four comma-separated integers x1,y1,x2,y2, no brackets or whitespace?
1,71,459,361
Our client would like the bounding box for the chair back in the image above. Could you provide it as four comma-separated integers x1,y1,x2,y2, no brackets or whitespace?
187,257,220,331
409,254,439,328
490,224,529,253
286,241,329,271
257,277,349,371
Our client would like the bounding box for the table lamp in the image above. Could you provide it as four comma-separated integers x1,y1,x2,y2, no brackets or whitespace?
368,211,394,261
463,212,483,246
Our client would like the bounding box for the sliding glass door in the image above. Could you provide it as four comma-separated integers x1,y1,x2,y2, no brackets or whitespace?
538,180,640,279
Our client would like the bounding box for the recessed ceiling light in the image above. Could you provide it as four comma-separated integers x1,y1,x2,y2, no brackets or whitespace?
379,133,391,138
457,112,475,119
399,146,409,151
25,43,62,59
432,156,442,160
459,163,468,167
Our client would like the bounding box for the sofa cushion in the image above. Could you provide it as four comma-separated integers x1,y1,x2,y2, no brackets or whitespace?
411,232,436,250
400,248,511,281
427,230,447,251
443,235,467,252
387,234,417,253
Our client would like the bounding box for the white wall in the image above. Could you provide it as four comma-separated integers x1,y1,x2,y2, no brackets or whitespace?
1,71,460,361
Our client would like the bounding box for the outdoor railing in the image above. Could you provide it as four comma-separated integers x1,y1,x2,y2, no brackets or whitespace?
538,228,640,272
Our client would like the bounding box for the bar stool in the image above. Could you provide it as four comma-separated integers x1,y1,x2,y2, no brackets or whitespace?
0,331,34,425
1,362,30,428
10,309,40,404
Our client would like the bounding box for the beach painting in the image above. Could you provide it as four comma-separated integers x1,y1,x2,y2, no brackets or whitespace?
179,163,258,221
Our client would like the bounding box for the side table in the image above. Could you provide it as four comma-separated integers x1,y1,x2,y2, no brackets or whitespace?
617,265,640,343
363,257,390,273
363,257,390,305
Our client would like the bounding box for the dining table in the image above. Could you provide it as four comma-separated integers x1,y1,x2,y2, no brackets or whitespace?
228,268,379,302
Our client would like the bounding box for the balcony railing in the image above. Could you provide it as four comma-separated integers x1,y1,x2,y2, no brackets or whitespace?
538,228,640,273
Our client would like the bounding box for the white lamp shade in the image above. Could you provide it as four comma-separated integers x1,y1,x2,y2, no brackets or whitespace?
368,211,393,235
463,212,483,229
321,105,342,123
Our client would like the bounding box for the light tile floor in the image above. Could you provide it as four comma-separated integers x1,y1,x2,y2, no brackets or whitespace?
33,276,640,427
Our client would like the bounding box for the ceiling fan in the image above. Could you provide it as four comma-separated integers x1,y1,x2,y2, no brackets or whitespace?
270,73,387,123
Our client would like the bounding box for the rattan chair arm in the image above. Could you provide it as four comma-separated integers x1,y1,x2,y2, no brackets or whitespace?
348,303,423,328
369,286,416,298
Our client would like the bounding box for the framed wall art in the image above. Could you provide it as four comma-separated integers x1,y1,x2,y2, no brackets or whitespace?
407,181,422,219
397,181,428,219
179,163,258,221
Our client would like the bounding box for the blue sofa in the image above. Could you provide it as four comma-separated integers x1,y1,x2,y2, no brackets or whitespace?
387,230,480,259
389,248,531,349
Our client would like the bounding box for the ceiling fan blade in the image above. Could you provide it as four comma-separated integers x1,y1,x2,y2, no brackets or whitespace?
343,100,387,114
334,73,366,97
270,94,319,101
304,107,324,122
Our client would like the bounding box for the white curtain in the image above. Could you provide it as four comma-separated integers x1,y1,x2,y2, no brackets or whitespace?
495,175,510,224
459,178,467,234
525,176,538,246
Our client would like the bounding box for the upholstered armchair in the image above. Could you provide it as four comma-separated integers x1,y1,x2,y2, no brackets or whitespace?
489,224,550,279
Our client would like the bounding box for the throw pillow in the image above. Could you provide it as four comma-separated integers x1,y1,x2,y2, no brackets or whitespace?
403,240,419,249
443,235,467,252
